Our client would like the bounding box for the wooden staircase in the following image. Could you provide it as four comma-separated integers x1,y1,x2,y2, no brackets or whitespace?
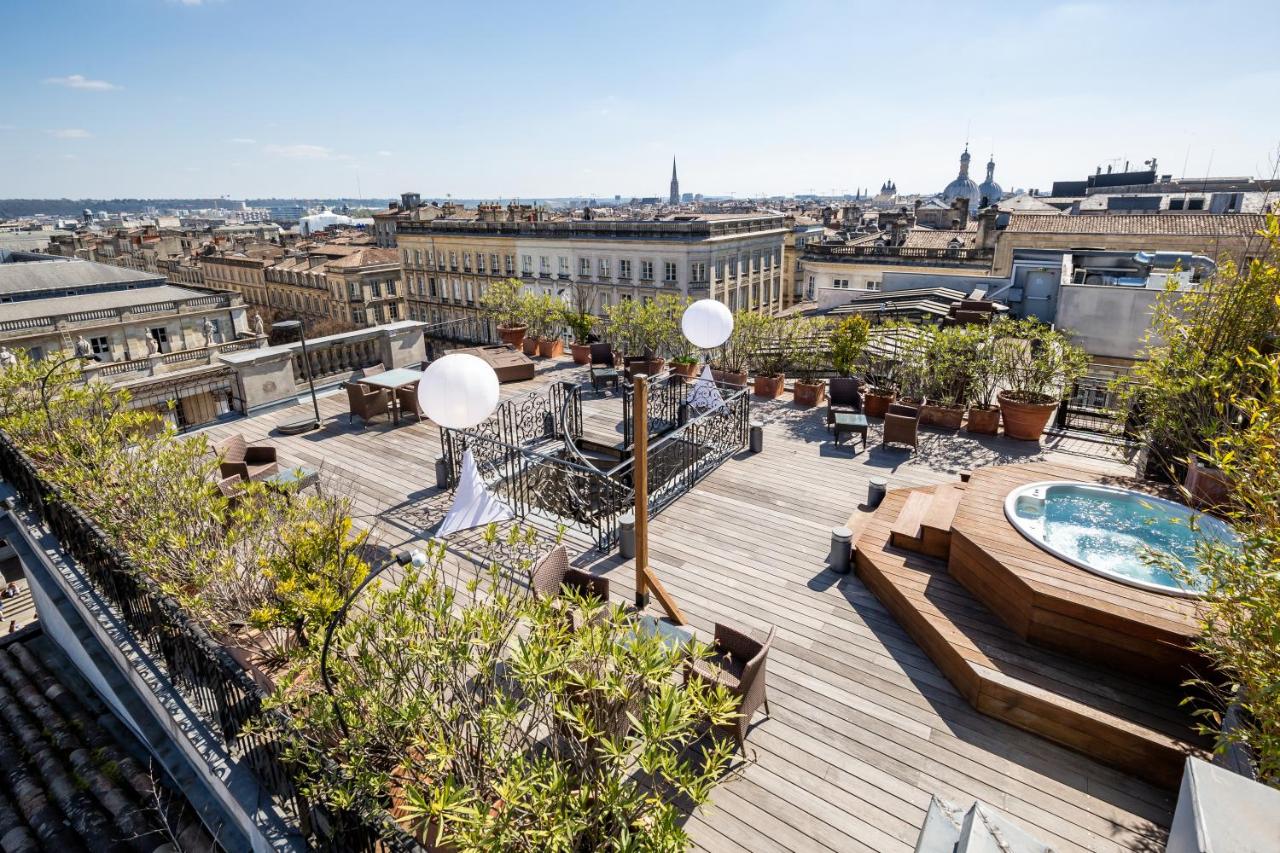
854,484,1207,789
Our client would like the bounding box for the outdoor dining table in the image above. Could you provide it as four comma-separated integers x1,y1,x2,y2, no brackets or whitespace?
359,367,425,424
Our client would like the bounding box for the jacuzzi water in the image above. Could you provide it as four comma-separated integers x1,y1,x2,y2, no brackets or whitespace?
1003,481,1238,598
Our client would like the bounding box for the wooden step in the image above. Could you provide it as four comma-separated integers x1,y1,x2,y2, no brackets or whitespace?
889,490,932,550
920,483,966,559
855,489,1207,789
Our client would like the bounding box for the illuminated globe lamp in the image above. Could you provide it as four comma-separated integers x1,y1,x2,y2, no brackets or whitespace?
681,298,734,350
417,352,500,430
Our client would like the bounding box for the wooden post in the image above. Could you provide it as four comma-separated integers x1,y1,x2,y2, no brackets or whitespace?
633,374,650,609
631,373,686,625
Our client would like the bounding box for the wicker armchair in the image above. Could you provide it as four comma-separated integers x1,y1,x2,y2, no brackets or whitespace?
529,545,610,606
826,377,864,428
396,382,423,420
589,343,620,392
684,622,776,749
362,363,387,379
214,434,279,482
882,402,921,451
344,381,392,426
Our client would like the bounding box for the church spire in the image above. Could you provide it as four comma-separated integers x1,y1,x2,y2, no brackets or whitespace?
669,156,680,205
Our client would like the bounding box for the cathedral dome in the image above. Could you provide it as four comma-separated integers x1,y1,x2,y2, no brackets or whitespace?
977,156,1003,206
941,147,981,208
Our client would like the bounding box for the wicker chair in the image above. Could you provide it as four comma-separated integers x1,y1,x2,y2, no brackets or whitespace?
589,343,620,393
214,434,279,482
684,622,776,749
826,377,864,428
344,381,393,426
362,363,387,379
529,545,610,603
396,382,423,421
882,402,922,451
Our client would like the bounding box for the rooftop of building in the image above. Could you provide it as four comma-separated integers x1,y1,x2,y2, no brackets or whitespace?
1003,212,1269,236
0,254,165,298
1,283,228,321
182,351,1171,852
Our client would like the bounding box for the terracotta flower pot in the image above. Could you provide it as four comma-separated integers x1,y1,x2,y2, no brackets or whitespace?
498,324,527,349
570,342,592,365
537,337,563,358
753,373,786,399
793,380,826,407
1184,461,1230,510
965,405,1000,435
998,391,1059,441
864,388,894,418
522,337,539,356
671,360,699,381
711,367,747,389
921,401,964,430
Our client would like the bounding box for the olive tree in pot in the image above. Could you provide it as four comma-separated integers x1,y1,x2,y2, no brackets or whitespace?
830,315,871,380
961,324,1002,435
711,309,767,388
791,316,831,407
480,278,529,349
751,315,797,399
562,282,596,364
993,317,1088,441
919,325,968,430
893,322,932,409
525,293,563,357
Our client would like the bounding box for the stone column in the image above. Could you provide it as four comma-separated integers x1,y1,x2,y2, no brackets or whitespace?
216,347,301,414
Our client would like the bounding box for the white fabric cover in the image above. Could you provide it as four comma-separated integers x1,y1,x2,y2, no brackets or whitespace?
437,449,514,537
687,365,726,412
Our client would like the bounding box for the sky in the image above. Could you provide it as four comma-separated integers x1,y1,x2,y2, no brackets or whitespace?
2,0,1279,201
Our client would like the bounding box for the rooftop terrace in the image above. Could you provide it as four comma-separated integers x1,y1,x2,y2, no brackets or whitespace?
198,355,1175,853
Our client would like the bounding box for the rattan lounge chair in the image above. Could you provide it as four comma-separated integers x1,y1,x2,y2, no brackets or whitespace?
589,343,620,393
826,377,864,428
684,622,775,749
529,544,610,603
882,402,922,451
214,434,279,482
344,381,393,426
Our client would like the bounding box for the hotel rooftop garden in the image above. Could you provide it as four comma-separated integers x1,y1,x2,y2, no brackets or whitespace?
0,216,1277,851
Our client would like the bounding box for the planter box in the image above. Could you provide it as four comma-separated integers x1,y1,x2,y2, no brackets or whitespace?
753,373,786,399
793,381,826,407
537,338,563,358
671,361,699,382
965,405,1000,435
711,368,747,389
864,389,894,418
522,337,539,356
570,342,591,365
1184,462,1230,511
921,402,964,430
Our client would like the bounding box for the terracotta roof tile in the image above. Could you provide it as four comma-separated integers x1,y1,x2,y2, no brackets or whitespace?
1003,213,1267,236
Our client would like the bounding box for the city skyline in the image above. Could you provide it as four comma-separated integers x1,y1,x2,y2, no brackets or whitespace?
2,0,1279,199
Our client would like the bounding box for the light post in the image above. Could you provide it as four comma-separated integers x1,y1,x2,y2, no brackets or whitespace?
271,319,322,434
320,549,428,739
629,299,734,623
39,353,95,434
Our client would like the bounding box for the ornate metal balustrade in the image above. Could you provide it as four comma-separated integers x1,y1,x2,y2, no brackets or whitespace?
642,385,751,515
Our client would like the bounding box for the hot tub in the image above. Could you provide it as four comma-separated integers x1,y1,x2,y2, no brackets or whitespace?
1004,481,1237,598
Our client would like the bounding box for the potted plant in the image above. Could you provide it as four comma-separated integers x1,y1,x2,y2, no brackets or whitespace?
791,316,830,407
962,324,1001,435
993,317,1088,441
711,309,766,388
894,324,931,409
830,315,870,380
919,325,968,430
479,278,528,350
526,294,563,358
562,282,596,364
751,316,794,399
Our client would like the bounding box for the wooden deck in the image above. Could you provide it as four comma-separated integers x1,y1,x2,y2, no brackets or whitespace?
200,356,1179,852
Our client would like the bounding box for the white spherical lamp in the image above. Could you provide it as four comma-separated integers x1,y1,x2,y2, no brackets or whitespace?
417,353,500,430
681,299,734,349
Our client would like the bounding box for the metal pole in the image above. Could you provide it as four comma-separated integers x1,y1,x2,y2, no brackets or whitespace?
633,374,649,609
297,321,321,427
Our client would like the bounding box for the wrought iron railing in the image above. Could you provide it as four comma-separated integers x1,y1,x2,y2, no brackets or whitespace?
635,385,751,515
0,431,423,852
1052,369,1138,439
621,371,690,450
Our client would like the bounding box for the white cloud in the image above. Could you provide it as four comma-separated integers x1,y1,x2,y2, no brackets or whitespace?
229,137,256,144
377,150,393,157
263,143,334,160
50,128,92,139
44,74,120,92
